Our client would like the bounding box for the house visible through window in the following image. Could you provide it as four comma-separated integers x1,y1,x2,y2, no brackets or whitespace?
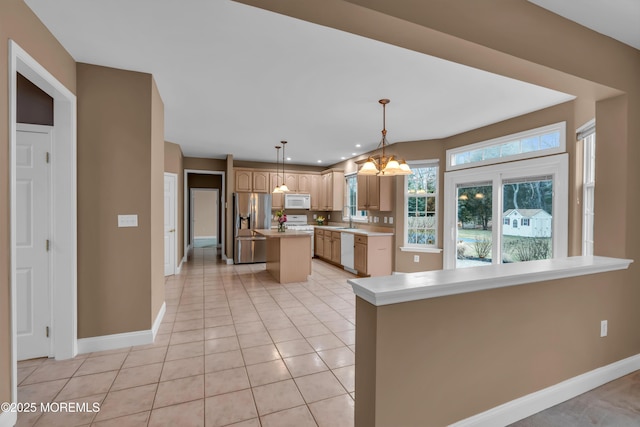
403,162,438,250
444,124,568,270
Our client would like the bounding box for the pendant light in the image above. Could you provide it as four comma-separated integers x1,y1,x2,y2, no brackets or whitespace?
358,99,412,176
273,145,283,193
279,140,290,192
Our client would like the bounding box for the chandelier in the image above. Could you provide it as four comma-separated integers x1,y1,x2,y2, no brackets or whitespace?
358,99,412,176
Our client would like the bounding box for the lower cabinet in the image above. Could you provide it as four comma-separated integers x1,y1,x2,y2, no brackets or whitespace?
353,234,392,277
315,229,325,258
315,228,391,277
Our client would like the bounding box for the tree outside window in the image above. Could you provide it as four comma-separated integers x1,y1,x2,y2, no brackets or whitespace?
406,165,438,247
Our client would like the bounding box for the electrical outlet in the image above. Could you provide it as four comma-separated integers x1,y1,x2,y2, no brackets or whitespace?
389,217,394,224
118,214,138,227
383,217,388,224
413,255,420,263
600,320,608,337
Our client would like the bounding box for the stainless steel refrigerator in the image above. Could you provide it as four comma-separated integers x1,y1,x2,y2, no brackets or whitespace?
233,193,272,264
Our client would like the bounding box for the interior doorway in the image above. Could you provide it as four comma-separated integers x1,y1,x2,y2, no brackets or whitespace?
9,40,78,411
191,189,219,249
184,170,226,262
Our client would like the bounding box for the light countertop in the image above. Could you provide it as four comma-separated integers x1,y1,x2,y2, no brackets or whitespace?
348,256,633,306
314,225,394,237
255,229,313,238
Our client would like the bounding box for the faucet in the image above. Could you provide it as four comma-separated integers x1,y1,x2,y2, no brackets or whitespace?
349,215,353,229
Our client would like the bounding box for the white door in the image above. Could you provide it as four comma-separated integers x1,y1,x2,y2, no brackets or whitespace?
164,173,177,276
16,125,52,360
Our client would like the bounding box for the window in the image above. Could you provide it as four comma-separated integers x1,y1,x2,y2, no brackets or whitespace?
444,154,568,269
446,122,566,171
403,162,439,251
580,120,596,256
343,173,367,221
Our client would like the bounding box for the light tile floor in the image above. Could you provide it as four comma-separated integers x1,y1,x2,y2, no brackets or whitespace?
17,248,357,426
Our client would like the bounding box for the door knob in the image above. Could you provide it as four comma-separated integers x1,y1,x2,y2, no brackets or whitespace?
169,229,175,232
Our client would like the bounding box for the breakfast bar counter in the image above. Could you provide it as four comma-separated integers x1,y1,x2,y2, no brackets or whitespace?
254,229,312,283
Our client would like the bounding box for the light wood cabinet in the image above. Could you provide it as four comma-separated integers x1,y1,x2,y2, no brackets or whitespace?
235,169,253,192
310,174,322,210
354,237,367,274
331,231,341,264
253,170,270,193
235,169,270,193
284,173,298,192
353,234,392,277
270,173,284,210
357,175,392,211
314,229,325,257
298,174,312,193
320,170,344,211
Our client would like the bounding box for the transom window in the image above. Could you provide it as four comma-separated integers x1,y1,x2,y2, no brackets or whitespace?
446,122,566,171
403,162,439,250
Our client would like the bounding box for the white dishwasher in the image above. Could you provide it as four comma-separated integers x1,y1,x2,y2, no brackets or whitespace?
341,232,355,273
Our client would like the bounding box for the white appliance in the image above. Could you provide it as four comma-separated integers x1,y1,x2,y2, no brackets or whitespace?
341,232,355,272
285,193,311,209
286,214,314,257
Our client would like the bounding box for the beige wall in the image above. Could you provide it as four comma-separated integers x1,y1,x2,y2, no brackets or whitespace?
165,141,184,263
236,0,640,424
193,190,218,237
150,78,165,324
77,63,163,337
0,0,77,406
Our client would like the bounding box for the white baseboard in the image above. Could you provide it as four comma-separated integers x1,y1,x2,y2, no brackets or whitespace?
221,253,234,264
0,411,17,427
152,302,166,340
451,353,640,426
77,302,166,354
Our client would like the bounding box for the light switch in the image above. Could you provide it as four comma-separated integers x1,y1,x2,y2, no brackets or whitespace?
118,214,138,227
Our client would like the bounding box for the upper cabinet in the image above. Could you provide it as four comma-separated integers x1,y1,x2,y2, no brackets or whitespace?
357,175,392,211
310,174,322,210
284,173,298,192
320,170,344,211
235,169,269,193
253,170,270,193
298,174,312,193
270,173,284,210
235,169,252,192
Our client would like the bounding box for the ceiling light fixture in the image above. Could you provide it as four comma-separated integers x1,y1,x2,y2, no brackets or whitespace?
279,141,290,192
273,145,283,194
358,99,412,176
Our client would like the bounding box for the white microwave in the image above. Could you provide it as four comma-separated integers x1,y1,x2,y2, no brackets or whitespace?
284,193,311,209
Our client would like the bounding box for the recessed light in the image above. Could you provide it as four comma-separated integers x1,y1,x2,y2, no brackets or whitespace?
355,144,361,148
286,157,291,161
317,160,322,163
341,157,346,160
352,152,357,156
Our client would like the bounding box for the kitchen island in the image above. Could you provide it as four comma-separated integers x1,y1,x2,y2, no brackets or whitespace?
254,229,312,283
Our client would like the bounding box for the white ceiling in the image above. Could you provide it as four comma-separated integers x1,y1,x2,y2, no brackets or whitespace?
529,0,640,50
22,0,586,166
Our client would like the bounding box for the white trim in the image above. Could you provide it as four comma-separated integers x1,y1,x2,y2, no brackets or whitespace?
446,121,566,171
349,255,632,306
0,411,17,427
176,258,184,274
451,353,640,426
443,154,568,270
164,172,178,276
9,40,78,410
194,235,218,239
400,246,443,253
151,302,166,339
77,302,165,354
